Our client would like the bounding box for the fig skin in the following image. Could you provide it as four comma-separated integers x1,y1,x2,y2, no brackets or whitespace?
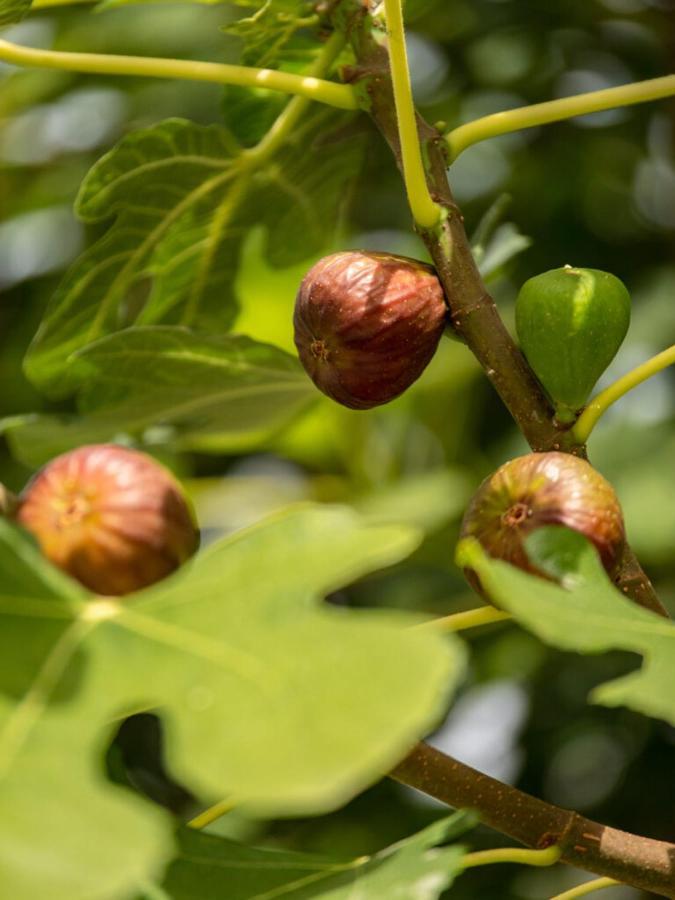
294,251,447,409
17,444,199,595
515,266,631,421
460,452,626,577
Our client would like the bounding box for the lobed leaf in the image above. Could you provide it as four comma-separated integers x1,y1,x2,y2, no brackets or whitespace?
24,111,363,400
140,812,473,899
24,119,243,397
6,326,315,465
1,507,464,898
457,527,675,726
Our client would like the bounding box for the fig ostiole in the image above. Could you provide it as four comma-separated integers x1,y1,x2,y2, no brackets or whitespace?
17,444,199,596
294,250,448,410
515,266,631,422
459,452,625,588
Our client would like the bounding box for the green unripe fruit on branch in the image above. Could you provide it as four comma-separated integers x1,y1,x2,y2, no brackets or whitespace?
515,266,631,422
294,251,447,409
459,451,626,579
17,444,199,596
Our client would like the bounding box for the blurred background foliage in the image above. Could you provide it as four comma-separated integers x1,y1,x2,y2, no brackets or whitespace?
1,0,674,896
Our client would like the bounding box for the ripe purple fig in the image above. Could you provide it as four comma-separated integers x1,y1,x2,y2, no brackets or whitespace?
294,251,447,409
17,444,199,595
459,452,625,577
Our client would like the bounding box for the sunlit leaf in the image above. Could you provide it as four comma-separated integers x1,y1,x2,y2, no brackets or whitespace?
1,507,464,898
24,119,242,396
6,327,315,465
141,812,473,899
25,112,362,399
457,527,675,727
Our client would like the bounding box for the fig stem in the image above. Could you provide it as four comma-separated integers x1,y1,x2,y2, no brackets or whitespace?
573,344,675,444
418,605,511,633
446,74,675,161
0,38,360,111
549,877,621,900
382,0,442,229
462,845,561,870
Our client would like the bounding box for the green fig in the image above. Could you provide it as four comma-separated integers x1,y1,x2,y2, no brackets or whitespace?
515,266,631,422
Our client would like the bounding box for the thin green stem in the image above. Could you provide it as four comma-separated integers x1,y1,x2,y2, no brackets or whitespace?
462,845,562,870
246,31,348,164
419,606,511,633
383,0,441,228
0,38,359,111
188,797,237,830
446,74,675,160
572,344,675,443
550,877,621,899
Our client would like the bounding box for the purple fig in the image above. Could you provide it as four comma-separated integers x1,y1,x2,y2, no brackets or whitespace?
17,444,199,595
460,452,625,577
294,251,447,409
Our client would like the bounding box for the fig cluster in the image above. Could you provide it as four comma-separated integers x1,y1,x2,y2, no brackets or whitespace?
294,250,448,409
460,451,625,580
7,444,199,596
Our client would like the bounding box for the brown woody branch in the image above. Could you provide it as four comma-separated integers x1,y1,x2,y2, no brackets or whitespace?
392,743,675,898
329,1,675,894
338,1,667,619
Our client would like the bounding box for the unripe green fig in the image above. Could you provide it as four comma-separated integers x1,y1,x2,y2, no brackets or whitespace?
459,451,625,578
17,444,199,595
294,251,447,409
515,266,630,422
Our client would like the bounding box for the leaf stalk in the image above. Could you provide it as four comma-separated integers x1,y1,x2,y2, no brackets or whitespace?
382,0,441,228
0,38,360,110
446,74,675,160
573,344,675,443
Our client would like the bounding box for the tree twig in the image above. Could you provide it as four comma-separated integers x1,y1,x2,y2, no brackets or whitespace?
338,0,668,620
392,743,675,898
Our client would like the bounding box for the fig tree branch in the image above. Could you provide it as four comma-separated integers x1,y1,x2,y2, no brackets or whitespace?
337,0,668,620
445,74,675,160
391,742,675,898
0,38,359,110
336,4,674,893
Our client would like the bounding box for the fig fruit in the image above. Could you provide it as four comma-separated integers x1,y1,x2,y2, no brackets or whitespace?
515,266,630,422
459,451,625,577
17,444,199,595
294,250,447,409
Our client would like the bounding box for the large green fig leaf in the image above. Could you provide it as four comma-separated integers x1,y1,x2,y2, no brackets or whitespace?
24,115,362,399
5,327,314,466
139,812,473,900
457,527,675,726
1,507,464,899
